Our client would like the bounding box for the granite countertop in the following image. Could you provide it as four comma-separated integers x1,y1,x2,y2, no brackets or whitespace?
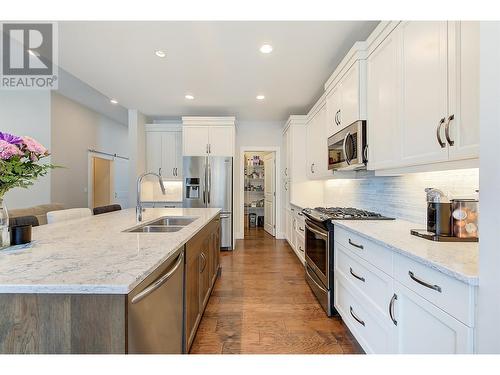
0,208,220,294
332,219,479,286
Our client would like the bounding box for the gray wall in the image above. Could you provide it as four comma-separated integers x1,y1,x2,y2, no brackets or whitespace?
51,92,129,209
1,91,51,209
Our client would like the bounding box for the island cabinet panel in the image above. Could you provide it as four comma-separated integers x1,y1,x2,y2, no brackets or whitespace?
0,294,126,354
184,215,221,352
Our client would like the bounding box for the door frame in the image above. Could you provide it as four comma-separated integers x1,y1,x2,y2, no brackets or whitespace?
237,146,282,240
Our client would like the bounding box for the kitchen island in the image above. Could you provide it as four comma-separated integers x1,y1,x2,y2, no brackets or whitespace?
0,208,221,354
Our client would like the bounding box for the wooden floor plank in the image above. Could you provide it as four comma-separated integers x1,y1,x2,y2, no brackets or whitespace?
190,228,363,354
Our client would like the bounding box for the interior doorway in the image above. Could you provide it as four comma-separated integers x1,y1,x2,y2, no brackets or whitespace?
243,151,276,238
92,157,112,208
88,151,129,209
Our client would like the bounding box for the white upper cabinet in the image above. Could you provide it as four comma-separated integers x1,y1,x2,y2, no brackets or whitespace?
400,21,449,166
145,125,183,180
208,126,235,156
367,25,402,170
367,21,479,171
182,126,209,156
306,103,329,179
326,85,341,137
340,62,362,129
282,116,307,207
447,21,480,161
182,117,235,157
325,59,366,136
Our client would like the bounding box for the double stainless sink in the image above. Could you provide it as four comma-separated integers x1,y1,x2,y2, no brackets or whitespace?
124,216,198,233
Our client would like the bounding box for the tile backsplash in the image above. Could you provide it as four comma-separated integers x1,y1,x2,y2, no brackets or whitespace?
323,169,479,225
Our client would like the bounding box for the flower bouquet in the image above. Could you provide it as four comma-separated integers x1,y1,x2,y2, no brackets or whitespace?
0,131,56,248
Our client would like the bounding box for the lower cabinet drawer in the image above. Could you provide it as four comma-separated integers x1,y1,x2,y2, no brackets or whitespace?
334,226,393,275
296,233,305,255
394,254,474,327
335,273,393,354
336,244,393,318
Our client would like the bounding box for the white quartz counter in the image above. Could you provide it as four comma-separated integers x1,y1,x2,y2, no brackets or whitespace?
332,219,479,286
0,208,221,294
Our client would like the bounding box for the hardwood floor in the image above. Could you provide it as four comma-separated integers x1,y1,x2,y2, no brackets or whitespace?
190,228,363,354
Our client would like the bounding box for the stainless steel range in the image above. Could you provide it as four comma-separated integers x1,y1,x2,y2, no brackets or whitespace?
302,207,394,316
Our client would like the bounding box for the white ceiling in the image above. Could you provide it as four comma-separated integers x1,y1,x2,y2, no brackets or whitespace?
58,21,379,121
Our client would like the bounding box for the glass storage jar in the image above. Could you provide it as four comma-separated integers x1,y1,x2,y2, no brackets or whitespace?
451,199,479,239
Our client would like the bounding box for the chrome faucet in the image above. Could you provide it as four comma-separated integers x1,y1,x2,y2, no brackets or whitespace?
136,172,166,222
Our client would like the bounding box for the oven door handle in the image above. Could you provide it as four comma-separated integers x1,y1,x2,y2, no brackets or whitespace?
306,266,328,293
305,223,328,240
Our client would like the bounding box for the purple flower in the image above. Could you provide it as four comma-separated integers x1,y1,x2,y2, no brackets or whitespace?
0,132,23,145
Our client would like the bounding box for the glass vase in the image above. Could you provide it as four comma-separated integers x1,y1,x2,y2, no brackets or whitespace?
0,198,10,249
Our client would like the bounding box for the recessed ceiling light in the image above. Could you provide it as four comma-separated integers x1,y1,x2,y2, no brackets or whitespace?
259,44,273,54
256,95,265,100
155,50,166,58
110,98,118,104
185,94,194,100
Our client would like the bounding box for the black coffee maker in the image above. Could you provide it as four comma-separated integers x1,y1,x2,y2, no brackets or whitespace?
425,188,452,236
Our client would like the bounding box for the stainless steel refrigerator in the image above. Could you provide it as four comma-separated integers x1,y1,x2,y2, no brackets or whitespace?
183,156,233,250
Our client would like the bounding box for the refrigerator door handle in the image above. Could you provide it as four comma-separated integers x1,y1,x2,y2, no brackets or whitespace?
207,159,211,205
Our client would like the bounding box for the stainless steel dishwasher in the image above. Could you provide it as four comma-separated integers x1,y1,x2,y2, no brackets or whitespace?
127,248,184,354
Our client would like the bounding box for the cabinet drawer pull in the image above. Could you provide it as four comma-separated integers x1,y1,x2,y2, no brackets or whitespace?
349,267,365,282
436,117,446,148
299,246,304,252
350,306,365,327
298,212,303,217
348,238,364,250
299,227,304,232
200,252,207,273
389,293,398,326
408,271,442,293
445,114,455,146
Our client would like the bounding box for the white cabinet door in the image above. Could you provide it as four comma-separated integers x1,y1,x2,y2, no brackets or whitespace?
306,116,316,179
400,21,449,166
313,105,329,178
340,62,360,130
183,126,209,156
161,132,177,179
393,282,473,354
146,132,162,175
208,126,234,156
174,131,183,178
447,21,480,161
326,86,341,137
367,27,402,170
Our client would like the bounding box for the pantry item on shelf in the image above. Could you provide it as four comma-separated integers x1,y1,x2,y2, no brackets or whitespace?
451,196,479,239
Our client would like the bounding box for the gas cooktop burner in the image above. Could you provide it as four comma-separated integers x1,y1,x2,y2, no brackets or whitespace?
303,207,394,222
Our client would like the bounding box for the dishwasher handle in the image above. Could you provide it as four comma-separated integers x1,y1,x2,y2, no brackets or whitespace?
131,251,184,304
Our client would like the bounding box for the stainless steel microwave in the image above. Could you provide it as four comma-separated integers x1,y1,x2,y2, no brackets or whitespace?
328,120,367,171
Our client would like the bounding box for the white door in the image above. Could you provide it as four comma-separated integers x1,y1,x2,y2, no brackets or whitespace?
112,157,129,209
392,282,473,354
367,26,402,170
400,21,449,166
340,61,361,130
208,126,234,156
146,132,162,175
447,21,480,161
326,85,342,136
174,131,183,179
183,126,209,156
263,153,276,236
